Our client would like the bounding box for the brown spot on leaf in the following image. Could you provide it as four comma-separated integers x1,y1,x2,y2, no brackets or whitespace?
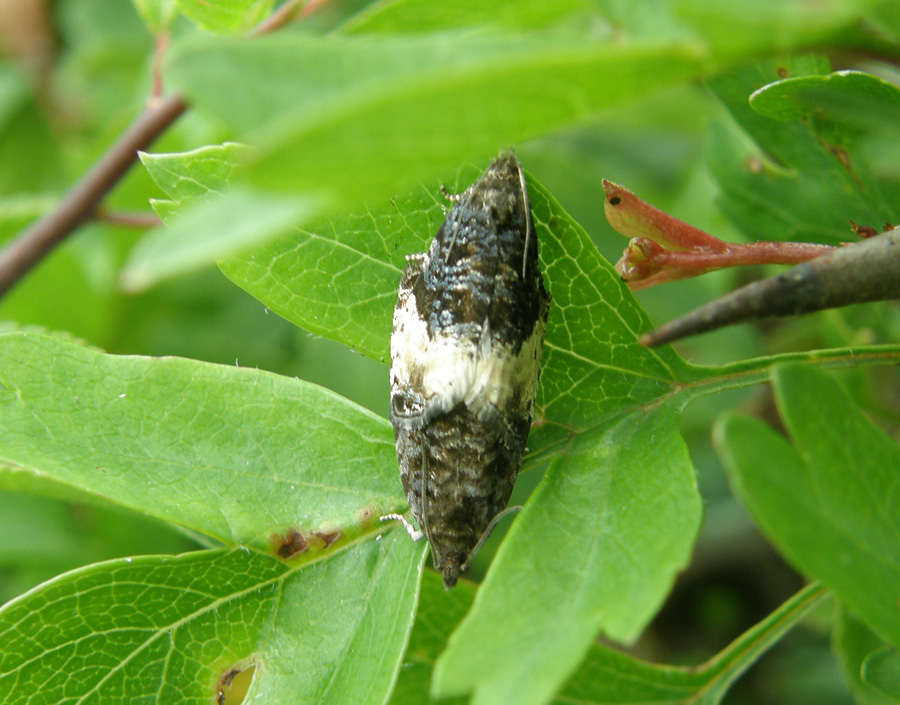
608,195,621,206
270,526,344,559
271,528,308,559
850,220,879,239
312,529,342,548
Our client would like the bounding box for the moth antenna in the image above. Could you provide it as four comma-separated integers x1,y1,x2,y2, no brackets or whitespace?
517,162,531,280
419,438,434,546
445,220,461,263
465,505,522,568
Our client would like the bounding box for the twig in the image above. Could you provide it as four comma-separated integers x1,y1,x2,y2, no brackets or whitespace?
93,209,163,229
0,94,188,298
0,0,330,300
641,227,900,347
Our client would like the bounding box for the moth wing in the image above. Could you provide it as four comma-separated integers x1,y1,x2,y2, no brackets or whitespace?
390,257,431,430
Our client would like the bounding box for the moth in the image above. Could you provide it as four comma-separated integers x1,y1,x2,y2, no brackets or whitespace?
385,153,550,588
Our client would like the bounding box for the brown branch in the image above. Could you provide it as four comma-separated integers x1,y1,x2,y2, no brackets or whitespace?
0,0,332,300
641,227,900,347
0,93,188,298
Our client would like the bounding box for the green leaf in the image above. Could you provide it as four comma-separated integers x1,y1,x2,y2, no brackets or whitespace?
433,403,701,705
132,0,179,32
400,572,828,705
715,364,900,648
120,188,322,291
175,0,274,33
749,70,900,125
0,532,425,705
706,56,899,244
0,331,404,548
388,571,473,705
527,179,693,432
141,143,250,210
219,169,427,363
339,0,598,34
165,32,707,201
127,144,310,291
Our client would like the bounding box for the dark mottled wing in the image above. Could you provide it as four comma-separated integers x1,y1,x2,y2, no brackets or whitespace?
389,153,550,588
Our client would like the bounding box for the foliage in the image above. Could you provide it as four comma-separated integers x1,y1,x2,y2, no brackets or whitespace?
1,1,900,704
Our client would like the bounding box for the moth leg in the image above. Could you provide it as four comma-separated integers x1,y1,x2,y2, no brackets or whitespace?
439,184,462,202
380,513,425,541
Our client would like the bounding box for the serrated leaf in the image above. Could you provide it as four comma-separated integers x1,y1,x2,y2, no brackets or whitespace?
707,56,899,244
0,533,425,705
127,145,286,287
433,403,700,705
175,0,274,33
398,567,828,705
715,365,900,648
0,331,405,548
140,143,249,205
